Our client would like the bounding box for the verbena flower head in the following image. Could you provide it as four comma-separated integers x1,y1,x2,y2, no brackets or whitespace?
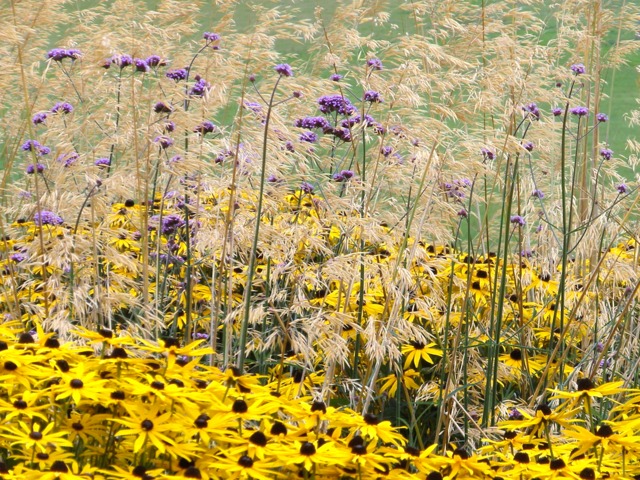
166,69,188,82
109,54,133,69
244,101,262,113
134,58,149,72
510,215,526,226
51,102,73,114
332,172,345,182
154,136,174,149
94,157,110,168
26,163,46,174
161,214,186,235
532,189,545,199
570,106,589,116
330,73,343,81
203,32,220,42
341,114,375,128
57,152,78,168
596,113,608,123
294,116,331,130
145,55,165,67
381,146,393,156
189,76,210,97
617,184,629,195
274,64,293,77
523,141,535,152
317,95,356,115
154,102,173,113
299,131,318,143
570,63,586,75
34,210,63,226
458,208,468,218
47,48,81,61
522,102,540,120
552,107,563,116
363,90,382,103
32,112,47,125
301,182,314,194
21,140,50,155
194,121,216,135
481,147,495,160
600,148,613,160
367,57,383,70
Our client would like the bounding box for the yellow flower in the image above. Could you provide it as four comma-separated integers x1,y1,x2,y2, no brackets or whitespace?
3,421,73,454
401,341,442,369
379,369,422,397
111,407,179,454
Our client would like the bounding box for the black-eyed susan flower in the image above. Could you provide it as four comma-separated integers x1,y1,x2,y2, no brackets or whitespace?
3,421,73,454
401,341,442,369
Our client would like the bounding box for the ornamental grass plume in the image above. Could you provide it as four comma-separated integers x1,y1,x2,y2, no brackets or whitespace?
0,0,639,477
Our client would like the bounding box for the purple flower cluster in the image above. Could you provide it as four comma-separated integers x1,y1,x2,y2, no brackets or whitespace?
329,74,343,82
107,54,133,69
481,147,495,160
189,76,210,97
367,58,383,70
332,170,354,182
161,214,186,235
134,58,150,72
154,136,174,149
94,157,110,167
532,189,545,199
443,179,472,199
600,148,613,160
596,113,608,123
21,140,50,156
340,114,376,129
522,103,540,120
294,116,331,130
552,107,563,117
244,101,263,114
299,131,318,143
47,48,81,61
317,95,356,115
570,63,586,75
9,253,26,263
32,112,47,125
300,182,314,194
510,215,526,226
34,210,63,226
203,32,220,42
363,90,382,103
26,163,46,174
51,102,73,114
332,128,351,142
570,106,589,117
381,146,393,157
166,69,188,82
523,141,535,152
57,152,79,168
617,184,629,195
154,102,173,114
274,64,293,77
146,55,165,68
194,121,216,135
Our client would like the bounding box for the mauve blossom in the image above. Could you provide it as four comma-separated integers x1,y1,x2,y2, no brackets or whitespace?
166,69,188,82
274,64,293,77
600,148,613,160
522,103,540,120
552,107,563,116
317,95,356,115
299,131,318,143
47,48,81,61
51,102,73,114
146,55,165,67
617,184,629,195
203,32,220,42
330,73,342,81
596,113,608,123
189,76,210,97
300,182,314,194
194,121,216,135
26,163,45,174
570,63,586,75
367,58,383,70
570,106,589,117
154,136,174,149
94,158,110,167
32,112,47,125
510,215,526,226
294,116,331,130
523,141,535,152
34,210,63,226
154,102,173,113
363,90,382,103
481,148,495,160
